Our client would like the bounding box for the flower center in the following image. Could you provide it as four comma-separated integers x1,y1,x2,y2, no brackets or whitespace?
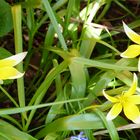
117,94,128,105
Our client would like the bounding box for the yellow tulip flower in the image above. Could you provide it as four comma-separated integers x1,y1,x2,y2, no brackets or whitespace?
103,73,140,123
121,22,140,71
0,52,27,84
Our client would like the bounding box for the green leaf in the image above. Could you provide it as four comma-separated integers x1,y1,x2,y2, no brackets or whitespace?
95,109,119,140
0,119,36,140
24,60,69,130
42,0,68,50
0,0,13,37
0,48,12,59
73,57,137,71
36,113,105,139
45,59,64,124
36,112,127,139
27,0,42,8
22,0,42,8
44,133,61,140
84,70,116,106
80,25,102,58
0,98,86,116
69,62,86,98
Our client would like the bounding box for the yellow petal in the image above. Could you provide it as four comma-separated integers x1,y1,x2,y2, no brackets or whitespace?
123,22,140,45
127,95,140,104
103,90,118,103
106,103,122,120
0,59,15,67
3,52,27,66
120,45,140,58
123,102,140,123
0,67,24,80
124,73,137,96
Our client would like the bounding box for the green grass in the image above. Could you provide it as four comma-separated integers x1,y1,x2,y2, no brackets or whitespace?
0,0,140,139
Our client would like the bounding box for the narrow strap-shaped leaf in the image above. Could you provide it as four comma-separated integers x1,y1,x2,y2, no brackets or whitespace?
42,0,67,50
35,113,105,139
73,57,137,71
25,60,69,130
69,61,86,98
0,119,37,140
95,109,119,140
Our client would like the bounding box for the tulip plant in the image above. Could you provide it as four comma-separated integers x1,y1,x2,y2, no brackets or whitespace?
1,0,140,140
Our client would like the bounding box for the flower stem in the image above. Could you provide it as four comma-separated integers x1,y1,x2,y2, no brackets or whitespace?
11,4,26,130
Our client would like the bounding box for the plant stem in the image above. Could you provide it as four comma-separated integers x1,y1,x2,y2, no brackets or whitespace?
11,4,26,130
0,86,19,107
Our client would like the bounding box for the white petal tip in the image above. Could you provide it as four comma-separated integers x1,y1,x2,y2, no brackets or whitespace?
16,52,28,60
120,52,134,58
133,73,137,80
120,53,130,58
122,22,127,27
5,52,28,66
22,52,28,56
102,89,105,95
133,116,140,124
106,114,116,121
122,22,130,31
0,80,3,85
9,72,25,79
106,117,112,121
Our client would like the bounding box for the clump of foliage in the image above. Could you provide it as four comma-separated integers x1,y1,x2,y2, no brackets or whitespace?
0,0,140,140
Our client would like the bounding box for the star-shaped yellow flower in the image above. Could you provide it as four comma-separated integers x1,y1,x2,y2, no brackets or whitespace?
103,73,140,123
121,22,140,71
0,52,27,84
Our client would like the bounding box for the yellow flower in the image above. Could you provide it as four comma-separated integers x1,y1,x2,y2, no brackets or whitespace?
120,22,140,71
103,73,140,123
0,52,27,84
